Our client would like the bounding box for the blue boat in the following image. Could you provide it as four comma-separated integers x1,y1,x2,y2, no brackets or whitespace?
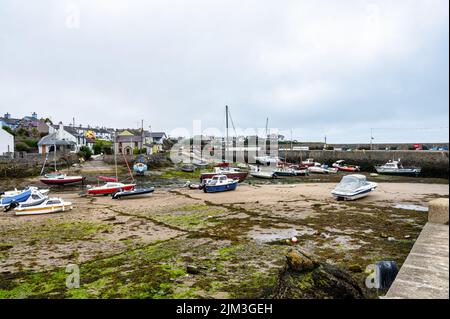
0,188,32,207
133,162,148,175
203,175,238,193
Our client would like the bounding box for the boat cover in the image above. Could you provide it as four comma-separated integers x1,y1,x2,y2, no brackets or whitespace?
334,175,369,193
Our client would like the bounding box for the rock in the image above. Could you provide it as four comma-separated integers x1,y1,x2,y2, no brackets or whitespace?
404,235,411,239
348,264,363,273
103,216,116,221
387,237,395,241
186,265,201,275
380,233,388,238
273,248,366,299
285,249,318,272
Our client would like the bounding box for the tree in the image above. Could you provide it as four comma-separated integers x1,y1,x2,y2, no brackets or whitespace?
16,142,30,152
92,139,113,155
2,126,15,136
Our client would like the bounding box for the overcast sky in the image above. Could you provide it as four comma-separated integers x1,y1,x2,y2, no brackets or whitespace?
0,0,448,143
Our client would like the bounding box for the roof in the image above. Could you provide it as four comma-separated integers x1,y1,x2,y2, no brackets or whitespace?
118,130,134,136
38,133,76,146
145,132,167,138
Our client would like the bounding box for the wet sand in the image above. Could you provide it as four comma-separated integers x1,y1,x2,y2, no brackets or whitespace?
0,181,448,298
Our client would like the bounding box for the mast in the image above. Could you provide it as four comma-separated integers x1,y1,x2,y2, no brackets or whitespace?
141,119,144,154
114,130,118,181
225,105,229,161
54,143,57,172
265,117,269,155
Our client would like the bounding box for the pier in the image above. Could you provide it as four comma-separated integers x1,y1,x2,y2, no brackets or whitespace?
385,198,449,299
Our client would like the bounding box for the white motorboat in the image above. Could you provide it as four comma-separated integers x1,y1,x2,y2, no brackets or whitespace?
3,188,49,212
331,174,377,200
15,197,73,216
374,159,421,176
249,165,276,179
255,155,280,166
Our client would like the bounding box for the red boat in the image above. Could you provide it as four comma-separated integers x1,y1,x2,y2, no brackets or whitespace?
87,182,136,195
40,174,85,185
332,160,360,172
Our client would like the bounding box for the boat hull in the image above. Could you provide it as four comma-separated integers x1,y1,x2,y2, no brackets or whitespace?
88,184,135,195
331,185,377,201
15,204,73,216
40,177,85,185
250,172,275,179
0,189,32,207
200,172,247,182
112,188,155,199
374,167,421,176
204,181,238,193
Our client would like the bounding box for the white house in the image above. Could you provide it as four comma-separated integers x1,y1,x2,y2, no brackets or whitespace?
38,123,78,154
0,127,14,156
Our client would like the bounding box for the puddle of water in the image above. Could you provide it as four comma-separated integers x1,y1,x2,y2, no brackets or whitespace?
248,226,316,244
392,204,428,212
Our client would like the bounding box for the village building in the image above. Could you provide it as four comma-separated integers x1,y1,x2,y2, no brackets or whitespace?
38,123,80,154
114,130,143,155
0,126,14,156
0,113,21,130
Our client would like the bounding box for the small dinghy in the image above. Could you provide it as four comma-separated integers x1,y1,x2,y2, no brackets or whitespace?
203,175,238,193
14,197,73,216
273,167,297,177
112,187,154,199
192,161,209,168
133,162,148,176
181,164,195,172
331,174,377,200
87,182,136,195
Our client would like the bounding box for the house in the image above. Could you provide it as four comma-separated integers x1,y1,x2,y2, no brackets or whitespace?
0,113,21,130
38,123,78,154
114,130,143,155
0,126,14,156
144,132,167,152
17,112,50,135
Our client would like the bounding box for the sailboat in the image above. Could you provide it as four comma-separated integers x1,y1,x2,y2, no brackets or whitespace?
39,144,85,185
200,106,248,182
254,117,280,165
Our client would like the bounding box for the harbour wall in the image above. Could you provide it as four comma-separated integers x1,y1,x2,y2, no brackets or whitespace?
280,150,449,177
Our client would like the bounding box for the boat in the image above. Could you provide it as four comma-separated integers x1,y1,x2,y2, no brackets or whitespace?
133,156,148,176
0,188,32,208
181,164,195,172
97,176,119,182
192,160,209,168
1,187,49,198
40,174,85,185
331,174,377,200
14,197,73,216
87,182,136,195
255,155,280,166
203,175,238,193
301,158,317,167
273,167,297,177
4,189,48,212
374,159,421,176
308,163,337,174
332,160,360,172
293,168,309,176
112,187,154,199
200,163,248,182
249,165,276,179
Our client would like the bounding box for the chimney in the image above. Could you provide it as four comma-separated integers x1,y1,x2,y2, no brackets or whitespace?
4,113,10,119
32,112,37,119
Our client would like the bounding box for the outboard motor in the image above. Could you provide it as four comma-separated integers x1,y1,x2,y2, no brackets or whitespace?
4,201,19,213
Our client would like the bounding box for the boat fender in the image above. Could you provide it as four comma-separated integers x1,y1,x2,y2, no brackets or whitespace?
4,201,19,213
374,261,398,290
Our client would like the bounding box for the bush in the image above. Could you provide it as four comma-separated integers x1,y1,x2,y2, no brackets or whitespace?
23,139,38,148
78,146,92,160
16,142,30,152
93,139,113,155
133,147,147,155
2,126,15,136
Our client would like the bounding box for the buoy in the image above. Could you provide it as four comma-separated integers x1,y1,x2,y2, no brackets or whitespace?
291,236,298,243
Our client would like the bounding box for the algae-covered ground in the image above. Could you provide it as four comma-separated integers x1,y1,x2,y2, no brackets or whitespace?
0,177,448,299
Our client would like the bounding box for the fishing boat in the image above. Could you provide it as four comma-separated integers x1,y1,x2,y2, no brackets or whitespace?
203,175,238,193
200,163,248,182
331,174,377,200
14,197,73,216
0,188,32,208
40,174,85,185
249,165,276,179
112,187,154,199
293,168,309,176
1,187,49,198
87,182,136,195
332,160,360,172
374,159,421,176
